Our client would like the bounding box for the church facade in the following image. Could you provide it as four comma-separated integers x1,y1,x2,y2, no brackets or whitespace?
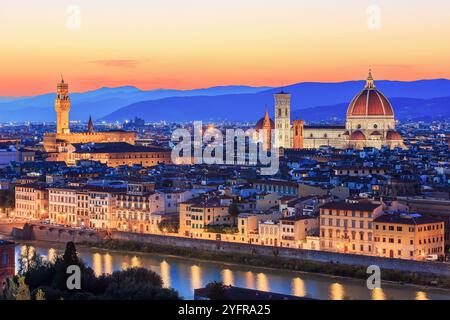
43,78,135,154
255,72,405,150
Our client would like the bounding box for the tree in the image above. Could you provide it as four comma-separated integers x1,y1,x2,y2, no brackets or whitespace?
4,242,182,300
109,267,164,288
51,241,84,291
3,276,31,300
158,219,179,234
204,281,229,300
35,289,46,300
18,245,44,275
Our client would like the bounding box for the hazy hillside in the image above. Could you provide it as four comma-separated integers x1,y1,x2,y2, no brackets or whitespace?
293,97,450,122
0,85,271,122
2,79,450,123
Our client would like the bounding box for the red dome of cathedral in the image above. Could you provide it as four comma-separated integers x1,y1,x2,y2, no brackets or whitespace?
349,130,366,141
386,130,402,140
347,71,394,117
255,108,275,131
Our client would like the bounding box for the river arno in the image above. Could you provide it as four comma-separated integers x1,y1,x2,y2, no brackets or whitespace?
11,240,450,300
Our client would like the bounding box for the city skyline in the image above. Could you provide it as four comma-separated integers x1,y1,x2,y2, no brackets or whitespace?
1,0,449,305
2,0,450,95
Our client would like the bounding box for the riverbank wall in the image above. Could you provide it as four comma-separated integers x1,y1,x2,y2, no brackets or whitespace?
0,221,25,236
110,231,450,277
5,221,450,278
6,222,107,243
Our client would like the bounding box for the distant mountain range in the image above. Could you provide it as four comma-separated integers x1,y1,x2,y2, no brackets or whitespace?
0,85,271,122
2,79,450,123
101,79,450,123
293,96,450,122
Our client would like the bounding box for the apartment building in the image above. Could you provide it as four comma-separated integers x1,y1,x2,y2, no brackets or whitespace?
279,215,319,248
114,183,164,233
48,187,79,225
159,189,194,213
179,196,233,237
15,183,48,220
259,220,280,246
237,213,277,244
88,187,123,229
373,213,445,260
320,200,384,255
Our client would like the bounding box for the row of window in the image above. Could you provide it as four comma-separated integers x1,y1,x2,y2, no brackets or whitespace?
321,209,372,218
321,218,372,229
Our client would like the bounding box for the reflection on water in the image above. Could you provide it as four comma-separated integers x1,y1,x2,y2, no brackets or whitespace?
330,283,345,300
190,265,202,291
371,288,386,300
160,260,171,288
245,271,255,290
292,277,306,297
222,269,234,286
256,273,270,292
131,256,141,268
13,242,450,300
93,253,102,277
48,248,57,264
104,253,113,275
416,291,429,300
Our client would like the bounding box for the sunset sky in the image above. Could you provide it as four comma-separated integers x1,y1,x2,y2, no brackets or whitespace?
1,0,450,96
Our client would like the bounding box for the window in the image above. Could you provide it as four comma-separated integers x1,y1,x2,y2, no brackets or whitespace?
2,252,8,266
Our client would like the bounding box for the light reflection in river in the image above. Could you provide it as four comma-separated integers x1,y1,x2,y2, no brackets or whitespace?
48,248,57,264
93,253,102,276
190,265,202,291
330,283,345,300
104,253,113,275
245,271,255,290
12,242,450,300
415,291,429,300
371,288,386,300
222,269,234,286
256,273,270,292
292,277,306,297
160,260,171,288
131,256,141,268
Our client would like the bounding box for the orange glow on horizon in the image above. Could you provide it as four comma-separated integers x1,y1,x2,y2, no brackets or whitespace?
1,0,449,96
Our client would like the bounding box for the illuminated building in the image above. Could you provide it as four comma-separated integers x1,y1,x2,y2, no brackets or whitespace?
254,107,275,151
373,213,445,260
256,71,405,150
14,183,48,220
43,78,135,154
319,200,383,255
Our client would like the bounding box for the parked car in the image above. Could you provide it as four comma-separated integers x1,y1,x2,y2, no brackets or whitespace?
425,254,439,262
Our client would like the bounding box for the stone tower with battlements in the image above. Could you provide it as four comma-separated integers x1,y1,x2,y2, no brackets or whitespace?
55,77,71,134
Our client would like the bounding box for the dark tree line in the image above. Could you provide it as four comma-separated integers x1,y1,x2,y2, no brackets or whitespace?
1,242,181,300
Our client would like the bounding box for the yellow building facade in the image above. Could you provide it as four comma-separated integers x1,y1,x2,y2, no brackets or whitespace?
373,214,445,260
